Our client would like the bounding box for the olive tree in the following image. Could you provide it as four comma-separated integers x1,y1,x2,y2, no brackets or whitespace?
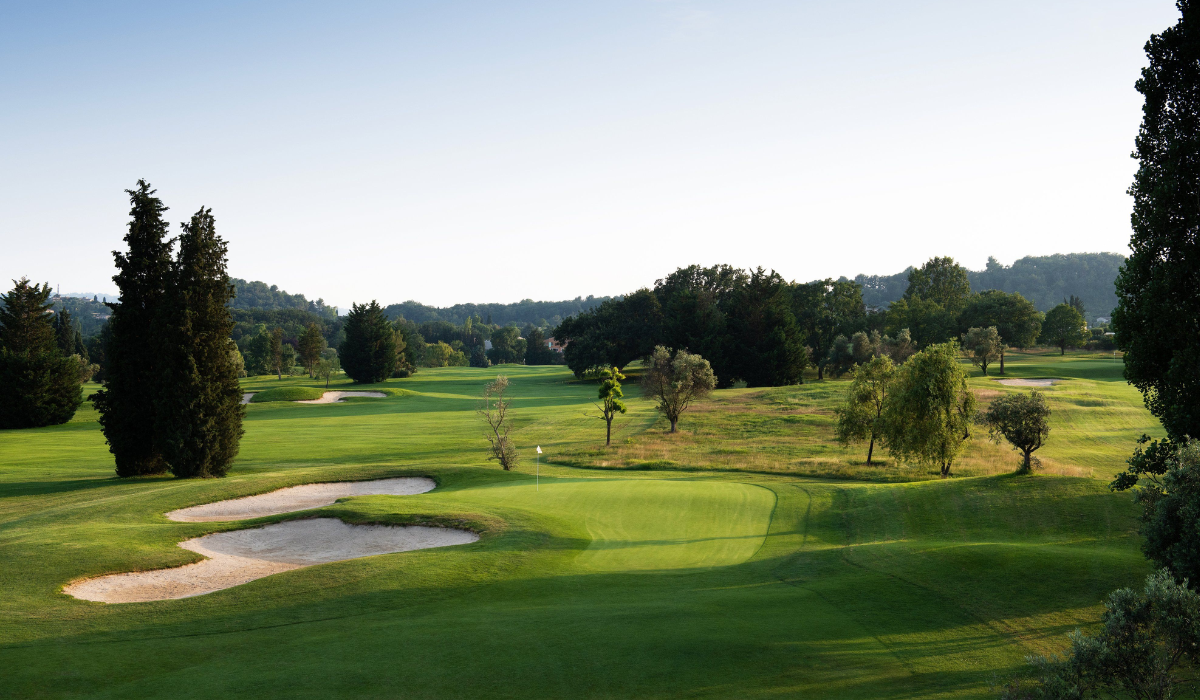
478,375,519,470
961,326,1002,376
641,346,716,433
1001,569,1200,700
834,356,897,465
982,389,1050,473
881,342,976,477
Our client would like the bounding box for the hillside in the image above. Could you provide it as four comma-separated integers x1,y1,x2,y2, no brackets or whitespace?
850,252,1126,321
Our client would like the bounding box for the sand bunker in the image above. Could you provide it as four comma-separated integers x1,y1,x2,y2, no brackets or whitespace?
64,519,478,603
296,391,386,404
167,477,437,522
241,393,256,404
995,378,1058,387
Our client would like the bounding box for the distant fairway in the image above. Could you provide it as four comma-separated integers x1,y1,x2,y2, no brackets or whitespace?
0,355,1161,698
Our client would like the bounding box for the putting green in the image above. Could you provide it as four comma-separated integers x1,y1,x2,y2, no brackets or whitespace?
456,479,776,571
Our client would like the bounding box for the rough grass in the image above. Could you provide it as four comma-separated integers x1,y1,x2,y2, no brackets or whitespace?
0,358,1160,698
552,351,1161,482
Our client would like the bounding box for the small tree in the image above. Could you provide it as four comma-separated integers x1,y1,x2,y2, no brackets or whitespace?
982,390,1050,473
594,366,627,446
834,356,897,465
1002,569,1200,700
882,342,976,477
641,346,717,433
478,375,519,470
316,348,340,388
961,326,1001,376
297,322,325,377
1040,303,1087,355
269,327,284,379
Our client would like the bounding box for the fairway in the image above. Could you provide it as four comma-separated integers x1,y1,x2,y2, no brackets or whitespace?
0,356,1158,698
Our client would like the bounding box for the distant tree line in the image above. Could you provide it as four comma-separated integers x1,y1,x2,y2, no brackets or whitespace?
852,252,1124,323
383,296,615,329
552,258,1094,386
229,278,337,320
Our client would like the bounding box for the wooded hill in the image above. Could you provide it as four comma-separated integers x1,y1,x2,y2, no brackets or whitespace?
852,253,1124,322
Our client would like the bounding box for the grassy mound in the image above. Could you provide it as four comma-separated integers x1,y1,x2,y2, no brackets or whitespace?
249,386,326,402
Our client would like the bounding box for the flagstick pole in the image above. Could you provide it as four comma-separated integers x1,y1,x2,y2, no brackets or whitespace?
536,453,539,491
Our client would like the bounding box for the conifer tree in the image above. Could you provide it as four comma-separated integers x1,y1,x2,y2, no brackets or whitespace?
340,301,397,383
0,278,83,428
93,181,174,476
298,323,325,377
1113,0,1200,440
53,308,75,356
155,207,244,478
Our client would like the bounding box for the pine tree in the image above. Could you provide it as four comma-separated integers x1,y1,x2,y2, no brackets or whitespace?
340,301,397,383
154,207,244,478
93,181,174,477
298,323,325,377
0,278,83,428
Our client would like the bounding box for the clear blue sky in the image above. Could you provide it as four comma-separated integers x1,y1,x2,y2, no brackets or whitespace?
0,1,1180,308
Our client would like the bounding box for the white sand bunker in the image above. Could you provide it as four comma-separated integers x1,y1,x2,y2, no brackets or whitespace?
296,391,386,404
995,378,1059,387
241,393,256,404
65,518,478,603
166,477,437,522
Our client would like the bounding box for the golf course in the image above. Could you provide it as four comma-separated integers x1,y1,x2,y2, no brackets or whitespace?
0,351,1161,698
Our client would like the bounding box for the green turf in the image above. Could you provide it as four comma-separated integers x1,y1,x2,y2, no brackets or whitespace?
0,355,1159,698
248,385,326,402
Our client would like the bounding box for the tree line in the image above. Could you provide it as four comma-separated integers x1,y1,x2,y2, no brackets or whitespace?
552,258,1093,387
854,251,1125,323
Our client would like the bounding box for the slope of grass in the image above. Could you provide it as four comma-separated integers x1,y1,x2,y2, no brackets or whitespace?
553,352,1162,482
248,386,326,402
0,360,1157,698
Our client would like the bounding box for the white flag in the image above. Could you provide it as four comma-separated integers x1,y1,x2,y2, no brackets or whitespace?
536,445,542,454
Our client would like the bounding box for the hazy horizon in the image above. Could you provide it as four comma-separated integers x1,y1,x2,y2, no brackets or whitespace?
1,1,1176,307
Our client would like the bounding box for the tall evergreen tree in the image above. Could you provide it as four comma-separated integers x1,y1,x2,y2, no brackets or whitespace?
155,208,244,478
1113,0,1200,440
0,278,83,428
340,301,397,383
93,181,174,476
53,308,75,356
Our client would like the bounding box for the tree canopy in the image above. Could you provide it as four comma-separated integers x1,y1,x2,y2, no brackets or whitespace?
340,301,397,383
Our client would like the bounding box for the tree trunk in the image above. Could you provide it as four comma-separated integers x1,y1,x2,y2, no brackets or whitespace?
1021,449,1032,473
866,436,875,465
605,415,612,446
941,461,951,478
817,364,824,380
669,418,678,433
1060,344,1065,356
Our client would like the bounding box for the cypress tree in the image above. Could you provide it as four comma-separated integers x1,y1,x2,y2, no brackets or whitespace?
53,308,75,356
340,301,397,383
1113,1,1200,440
0,279,83,428
93,181,174,476
155,207,244,478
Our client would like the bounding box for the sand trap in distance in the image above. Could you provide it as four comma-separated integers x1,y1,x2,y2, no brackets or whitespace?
995,378,1058,387
295,391,386,404
241,393,256,404
167,477,437,522
64,519,478,603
